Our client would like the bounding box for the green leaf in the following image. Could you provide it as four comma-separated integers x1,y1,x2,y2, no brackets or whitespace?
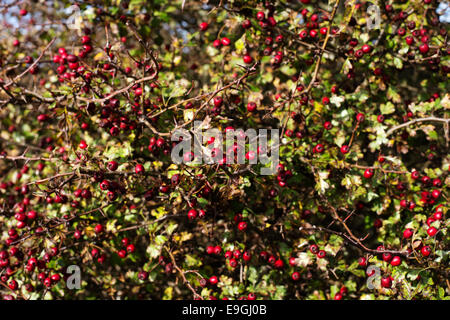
380,102,395,115
393,57,403,69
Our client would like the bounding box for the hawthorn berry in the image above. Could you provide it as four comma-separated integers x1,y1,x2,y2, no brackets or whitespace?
427,227,437,237
237,221,247,231
421,246,431,257
403,228,413,239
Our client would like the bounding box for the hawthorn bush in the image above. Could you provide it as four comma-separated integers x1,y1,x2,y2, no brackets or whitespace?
0,0,449,300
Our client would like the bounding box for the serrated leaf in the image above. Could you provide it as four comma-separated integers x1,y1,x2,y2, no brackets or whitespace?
380,102,395,115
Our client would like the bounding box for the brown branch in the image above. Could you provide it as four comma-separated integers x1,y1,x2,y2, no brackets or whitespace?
299,225,412,258
386,117,450,137
4,38,56,87
165,247,202,300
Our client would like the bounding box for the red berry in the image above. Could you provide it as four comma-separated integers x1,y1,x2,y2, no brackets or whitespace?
199,22,209,31
309,244,319,254
126,244,135,253
79,140,87,149
247,102,257,112
427,227,437,237
361,44,372,54
390,256,401,266
188,209,198,220
274,259,284,269
237,221,247,231
381,276,392,288
363,168,374,179
209,276,218,285
221,37,231,46
356,113,365,122
358,257,367,267
334,293,343,300
340,145,350,154
419,43,429,54
243,54,253,64
256,11,265,21
135,164,145,174
117,249,127,258
94,224,104,234
403,228,413,239
314,144,324,153
107,161,118,171
421,245,431,257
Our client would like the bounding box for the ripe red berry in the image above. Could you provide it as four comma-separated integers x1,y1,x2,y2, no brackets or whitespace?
390,256,401,266
79,140,87,149
431,190,441,199
317,250,326,258
209,275,218,285
242,19,251,29
419,43,429,54
188,209,198,220
405,36,414,45
314,143,324,153
107,160,118,171
256,11,265,21
206,246,214,255
381,276,392,288
229,258,237,268
135,164,145,174
213,96,223,108
237,221,247,231
247,102,257,112
340,145,350,154
363,168,374,179
291,271,300,281
51,274,61,282
421,245,431,257
243,54,253,64
356,113,365,122
274,259,284,269
358,257,367,267
403,228,413,239
94,224,104,234
8,280,18,290
199,22,209,31
81,35,91,44
361,44,372,54
117,249,127,258
334,293,343,300
382,252,392,262
121,244,133,254
221,37,231,46
434,211,443,221
411,171,420,180
427,227,437,237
